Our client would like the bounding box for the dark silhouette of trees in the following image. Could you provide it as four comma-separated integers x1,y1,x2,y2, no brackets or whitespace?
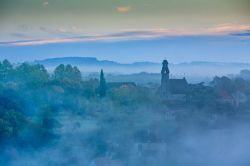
53,64,81,82
0,59,13,81
1,59,250,161
98,69,106,98
82,79,99,98
53,64,82,91
14,63,49,87
211,76,236,93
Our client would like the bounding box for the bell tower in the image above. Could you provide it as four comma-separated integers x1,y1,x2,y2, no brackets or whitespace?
161,60,170,97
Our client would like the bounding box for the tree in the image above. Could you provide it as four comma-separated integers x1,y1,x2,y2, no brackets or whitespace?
14,63,49,87
0,119,13,141
0,59,13,81
3,110,27,136
211,76,235,93
53,64,83,92
82,79,99,98
99,69,106,98
239,70,250,81
72,66,82,81
53,64,82,82
2,59,13,71
53,64,66,80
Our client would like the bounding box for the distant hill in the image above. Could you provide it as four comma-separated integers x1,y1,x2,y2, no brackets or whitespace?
177,61,250,67
34,57,159,68
34,57,250,83
35,57,250,68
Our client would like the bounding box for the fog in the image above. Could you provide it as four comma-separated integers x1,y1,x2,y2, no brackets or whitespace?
44,63,250,84
1,60,250,166
3,108,250,166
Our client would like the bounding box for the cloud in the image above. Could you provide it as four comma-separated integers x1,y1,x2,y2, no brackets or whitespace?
43,0,49,7
56,26,82,34
57,28,67,33
116,6,131,13
1,24,250,46
9,33,28,38
231,30,250,37
207,24,250,34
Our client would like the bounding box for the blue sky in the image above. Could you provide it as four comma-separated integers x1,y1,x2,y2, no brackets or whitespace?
0,0,250,63
1,34,250,63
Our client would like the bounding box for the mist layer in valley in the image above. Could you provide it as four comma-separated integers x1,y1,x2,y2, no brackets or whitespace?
34,57,250,84
1,59,250,166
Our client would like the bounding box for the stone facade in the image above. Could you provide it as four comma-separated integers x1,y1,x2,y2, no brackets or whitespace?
160,60,188,101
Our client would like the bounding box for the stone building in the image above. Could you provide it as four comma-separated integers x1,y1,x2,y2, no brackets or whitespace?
160,60,189,101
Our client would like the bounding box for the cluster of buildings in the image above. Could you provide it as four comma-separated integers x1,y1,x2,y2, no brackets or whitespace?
160,59,248,107
90,59,250,166
160,60,188,102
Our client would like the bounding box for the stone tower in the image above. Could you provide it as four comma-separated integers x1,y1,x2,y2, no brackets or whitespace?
161,60,170,97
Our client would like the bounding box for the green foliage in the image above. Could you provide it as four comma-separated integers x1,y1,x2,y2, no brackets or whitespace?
1,59,250,163
82,79,99,98
0,59,14,81
0,119,13,141
188,83,217,108
109,85,155,107
53,64,81,82
3,111,27,135
2,59,13,70
111,85,131,105
212,76,236,93
14,63,49,87
53,64,83,91
234,78,250,93
0,110,27,143
53,64,65,80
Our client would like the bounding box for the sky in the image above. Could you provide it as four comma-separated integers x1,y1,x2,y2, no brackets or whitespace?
0,0,250,63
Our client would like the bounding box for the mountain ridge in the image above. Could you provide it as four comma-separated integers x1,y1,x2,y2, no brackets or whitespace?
34,57,159,67
34,57,250,67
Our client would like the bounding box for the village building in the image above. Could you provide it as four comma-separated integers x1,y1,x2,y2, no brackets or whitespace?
160,60,189,101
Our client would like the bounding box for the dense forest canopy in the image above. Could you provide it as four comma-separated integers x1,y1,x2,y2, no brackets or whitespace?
1,59,250,165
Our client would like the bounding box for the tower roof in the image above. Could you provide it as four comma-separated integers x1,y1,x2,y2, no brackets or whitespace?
162,60,168,65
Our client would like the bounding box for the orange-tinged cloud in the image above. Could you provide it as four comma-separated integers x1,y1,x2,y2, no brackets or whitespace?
1,24,250,46
116,6,131,13
208,23,250,34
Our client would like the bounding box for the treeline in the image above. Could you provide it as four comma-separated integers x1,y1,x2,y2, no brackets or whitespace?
188,75,250,110
0,59,94,146
0,59,155,148
1,59,250,144
0,60,83,88
1,59,250,165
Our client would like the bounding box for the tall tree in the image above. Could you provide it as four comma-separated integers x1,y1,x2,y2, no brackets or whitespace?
99,69,106,98
0,59,13,81
53,64,81,82
15,63,49,87
53,64,65,81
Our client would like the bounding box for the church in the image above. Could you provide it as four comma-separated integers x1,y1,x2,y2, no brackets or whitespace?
160,60,189,101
